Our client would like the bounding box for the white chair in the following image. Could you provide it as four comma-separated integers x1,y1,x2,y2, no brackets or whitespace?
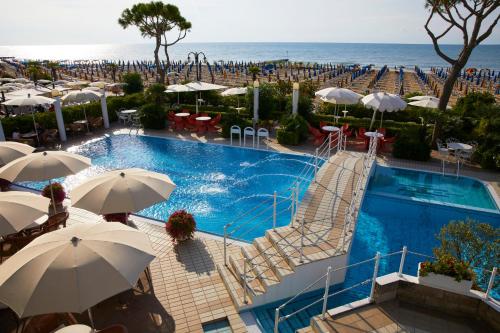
230,125,241,146
436,139,449,174
129,115,142,135
256,128,269,149
243,127,255,148
116,110,129,125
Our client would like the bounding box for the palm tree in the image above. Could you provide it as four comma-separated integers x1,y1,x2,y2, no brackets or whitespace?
249,66,260,81
46,61,60,81
27,61,42,82
107,63,118,82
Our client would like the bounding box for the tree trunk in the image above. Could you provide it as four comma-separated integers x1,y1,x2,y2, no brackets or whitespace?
154,35,165,84
438,47,473,111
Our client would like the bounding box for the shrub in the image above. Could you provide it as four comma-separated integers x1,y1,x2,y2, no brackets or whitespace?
42,182,66,204
122,73,144,94
392,127,431,161
419,254,475,282
140,103,166,130
145,83,167,105
277,114,308,145
165,210,196,242
246,83,277,120
220,112,253,138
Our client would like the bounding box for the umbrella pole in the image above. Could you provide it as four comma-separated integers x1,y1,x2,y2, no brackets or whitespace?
83,106,91,134
380,112,384,128
369,109,377,131
48,179,57,215
88,308,95,329
32,108,40,146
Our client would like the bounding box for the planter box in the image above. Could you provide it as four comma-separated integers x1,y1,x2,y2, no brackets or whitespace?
417,262,472,295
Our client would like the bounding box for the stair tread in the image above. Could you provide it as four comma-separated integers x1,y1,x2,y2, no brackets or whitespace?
229,251,266,295
255,237,294,279
242,244,281,288
217,264,253,309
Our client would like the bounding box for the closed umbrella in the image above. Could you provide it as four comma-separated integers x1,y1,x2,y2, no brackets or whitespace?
71,168,176,215
0,222,155,323
0,142,35,166
2,95,56,145
0,191,50,236
362,92,407,129
0,151,91,213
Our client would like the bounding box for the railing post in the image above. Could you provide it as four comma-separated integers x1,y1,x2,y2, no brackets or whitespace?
486,267,497,299
398,246,407,277
321,266,332,320
328,133,332,159
290,186,295,228
223,225,228,266
370,252,381,301
314,148,319,181
243,259,249,304
272,191,277,230
299,218,305,263
273,308,280,333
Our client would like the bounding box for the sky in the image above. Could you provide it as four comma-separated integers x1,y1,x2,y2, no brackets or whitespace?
1,0,499,45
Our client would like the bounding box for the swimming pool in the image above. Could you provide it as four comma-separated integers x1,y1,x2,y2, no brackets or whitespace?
253,165,499,333
24,134,316,241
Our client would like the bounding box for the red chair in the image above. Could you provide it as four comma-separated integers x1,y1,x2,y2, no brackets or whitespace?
341,123,353,137
186,114,198,131
308,124,326,146
377,128,387,136
380,136,396,152
319,121,328,132
208,113,222,132
173,116,185,131
167,111,175,122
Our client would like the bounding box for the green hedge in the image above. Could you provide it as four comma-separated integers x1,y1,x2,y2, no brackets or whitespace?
140,103,166,129
277,114,308,145
1,93,145,137
392,127,431,161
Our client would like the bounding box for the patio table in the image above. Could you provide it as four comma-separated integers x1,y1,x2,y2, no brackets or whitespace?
447,142,472,151
54,324,93,333
321,126,340,133
175,113,190,117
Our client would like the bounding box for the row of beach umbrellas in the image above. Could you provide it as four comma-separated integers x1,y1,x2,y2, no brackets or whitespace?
0,142,176,327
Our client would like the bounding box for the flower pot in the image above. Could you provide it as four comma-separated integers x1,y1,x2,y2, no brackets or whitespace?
417,262,472,295
176,235,189,242
48,202,65,216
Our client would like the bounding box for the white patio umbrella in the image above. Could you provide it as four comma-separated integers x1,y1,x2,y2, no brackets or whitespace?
36,79,52,85
165,84,194,105
2,95,56,145
71,168,176,215
0,141,35,166
362,92,407,129
408,95,437,101
0,78,15,83
0,222,155,322
316,87,363,117
13,78,30,84
221,87,247,108
184,81,226,113
409,98,450,109
0,151,91,213
61,90,102,133
65,80,89,87
88,81,108,87
0,191,50,236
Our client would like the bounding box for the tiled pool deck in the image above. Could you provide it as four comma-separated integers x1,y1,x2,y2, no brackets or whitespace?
1,125,498,333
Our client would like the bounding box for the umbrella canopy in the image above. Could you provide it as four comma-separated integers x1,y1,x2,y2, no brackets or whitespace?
362,92,406,129
0,222,155,317
0,191,49,236
82,86,101,92
71,168,176,215
0,151,90,182
221,87,248,96
315,87,363,105
184,81,226,91
36,80,52,85
65,80,89,87
13,78,31,84
88,81,107,87
0,78,15,83
409,98,450,109
2,95,55,107
0,142,35,166
408,95,438,102
164,84,193,93
61,90,101,105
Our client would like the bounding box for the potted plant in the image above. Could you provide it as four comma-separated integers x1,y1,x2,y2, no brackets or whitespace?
42,182,66,212
103,213,130,224
418,254,474,294
165,210,196,242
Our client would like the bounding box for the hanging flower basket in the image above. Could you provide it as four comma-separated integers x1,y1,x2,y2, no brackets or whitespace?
42,182,66,204
165,210,196,242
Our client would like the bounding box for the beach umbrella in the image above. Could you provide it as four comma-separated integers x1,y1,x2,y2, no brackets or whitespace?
221,87,248,108
315,87,362,104
409,98,450,110
184,81,226,113
82,86,101,92
362,92,406,129
2,95,56,145
36,79,52,85
165,84,194,105
0,151,90,213
71,168,176,215
0,141,35,166
65,80,89,88
13,78,30,84
408,95,438,101
88,81,107,87
0,191,49,236
0,78,14,83
0,222,155,322
61,90,102,133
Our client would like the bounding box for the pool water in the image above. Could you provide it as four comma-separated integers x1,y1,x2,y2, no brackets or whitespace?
23,134,316,241
253,165,499,333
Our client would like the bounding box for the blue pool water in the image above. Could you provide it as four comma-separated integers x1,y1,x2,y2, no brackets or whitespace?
253,165,499,333
24,134,316,241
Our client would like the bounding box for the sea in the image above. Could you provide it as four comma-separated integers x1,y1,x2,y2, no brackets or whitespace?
1,42,499,70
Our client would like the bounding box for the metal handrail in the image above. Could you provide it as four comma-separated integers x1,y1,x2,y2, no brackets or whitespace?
273,245,499,332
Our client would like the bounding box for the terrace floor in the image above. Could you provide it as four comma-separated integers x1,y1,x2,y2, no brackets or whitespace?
0,206,248,333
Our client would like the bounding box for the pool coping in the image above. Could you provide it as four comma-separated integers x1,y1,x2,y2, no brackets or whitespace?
372,164,500,212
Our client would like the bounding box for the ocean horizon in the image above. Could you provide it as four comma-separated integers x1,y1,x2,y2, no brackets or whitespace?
1,42,499,70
